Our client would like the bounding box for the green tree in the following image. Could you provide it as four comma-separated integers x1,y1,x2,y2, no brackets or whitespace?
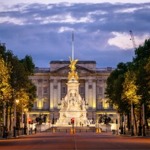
133,38,150,129
0,44,36,130
105,38,150,135
20,55,35,75
20,55,36,110
122,71,141,105
105,62,130,114
0,56,12,126
122,70,141,135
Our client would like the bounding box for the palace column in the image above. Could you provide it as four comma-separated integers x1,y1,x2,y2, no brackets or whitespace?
53,79,58,108
50,79,54,110
57,80,61,105
85,79,89,105
87,79,93,109
92,80,96,109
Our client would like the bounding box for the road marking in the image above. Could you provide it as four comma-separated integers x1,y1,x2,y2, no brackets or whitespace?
73,135,77,150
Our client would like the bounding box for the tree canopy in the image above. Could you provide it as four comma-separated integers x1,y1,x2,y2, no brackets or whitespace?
0,44,36,127
105,38,150,131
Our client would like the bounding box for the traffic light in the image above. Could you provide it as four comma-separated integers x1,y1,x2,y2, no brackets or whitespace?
28,120,33,124
71,118,74,124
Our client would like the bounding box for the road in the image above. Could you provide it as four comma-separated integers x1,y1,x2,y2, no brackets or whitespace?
0,132,150,150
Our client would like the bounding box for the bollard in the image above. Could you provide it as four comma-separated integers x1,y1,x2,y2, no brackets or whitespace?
96,128,101,133
99,128,102,133
70,128,75,134
70,128,73,134
52,127,55,133
96,128,98,133
73,128,76,134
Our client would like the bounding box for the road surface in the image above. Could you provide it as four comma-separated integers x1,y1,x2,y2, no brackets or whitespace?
0,132,150,150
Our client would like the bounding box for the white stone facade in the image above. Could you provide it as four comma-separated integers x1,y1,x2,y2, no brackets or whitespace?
29,61,117,126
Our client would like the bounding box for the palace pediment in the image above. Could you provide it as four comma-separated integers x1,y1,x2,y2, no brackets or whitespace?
50,65,95,75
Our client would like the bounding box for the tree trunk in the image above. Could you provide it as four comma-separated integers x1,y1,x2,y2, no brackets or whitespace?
9,107,12,131
127,113,130,130
6,103,8,129
138,106,142,136
133,107,137,135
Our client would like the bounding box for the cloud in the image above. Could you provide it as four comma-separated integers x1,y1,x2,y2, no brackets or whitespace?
108,32,150,50
35,13,94,24
0,16,25,25
0,2,150,68
115,7,141,13
88,10,108,15
1,0,150,6
58,26,74,33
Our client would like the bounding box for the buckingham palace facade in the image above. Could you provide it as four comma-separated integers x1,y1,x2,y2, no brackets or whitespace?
29,60,117,126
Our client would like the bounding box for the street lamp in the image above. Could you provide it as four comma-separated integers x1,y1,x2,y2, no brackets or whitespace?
13,99,19,137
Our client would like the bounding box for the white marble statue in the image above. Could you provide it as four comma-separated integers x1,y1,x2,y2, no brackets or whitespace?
56,58,89,126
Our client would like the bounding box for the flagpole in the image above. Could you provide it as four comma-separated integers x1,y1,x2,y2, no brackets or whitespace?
72,31,74,60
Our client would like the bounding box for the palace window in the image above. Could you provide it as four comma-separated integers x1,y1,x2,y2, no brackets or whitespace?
88,85,92,89
37,87,42,98
34,101,37,108
99,79,102,83
38,79,42,84
62,87,66,94
54,85,57,89
98,102,103,109
80,86,84,94
98,87,103,94
43,87,48,94
43,101,48,109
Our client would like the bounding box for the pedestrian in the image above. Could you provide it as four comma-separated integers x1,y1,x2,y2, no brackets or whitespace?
30,128,32,134
34,127,37,134
5,128,8,139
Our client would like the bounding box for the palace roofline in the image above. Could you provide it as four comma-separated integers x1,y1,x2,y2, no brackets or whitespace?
50,60,96,64
34,67,114,73
33,60,115,73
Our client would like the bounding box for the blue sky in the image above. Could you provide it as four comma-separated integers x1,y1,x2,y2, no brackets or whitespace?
0,0,150,68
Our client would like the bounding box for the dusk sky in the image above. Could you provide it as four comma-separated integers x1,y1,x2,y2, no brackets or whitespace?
0,0,150,68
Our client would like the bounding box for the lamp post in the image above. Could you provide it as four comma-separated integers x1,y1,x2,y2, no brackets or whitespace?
52,113,55,133
23,108,28,135
13,99,19,137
